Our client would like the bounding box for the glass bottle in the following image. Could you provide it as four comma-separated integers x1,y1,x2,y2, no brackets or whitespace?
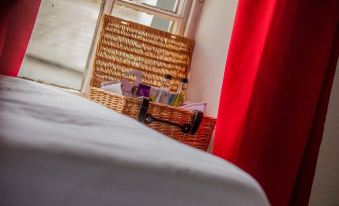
154,74,172,103
173,78,188,107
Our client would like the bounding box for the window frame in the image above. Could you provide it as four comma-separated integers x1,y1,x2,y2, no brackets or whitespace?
81,0,204,93
114,0,193,35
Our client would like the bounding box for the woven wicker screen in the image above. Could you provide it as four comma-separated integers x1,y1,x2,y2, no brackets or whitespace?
90,15,194,91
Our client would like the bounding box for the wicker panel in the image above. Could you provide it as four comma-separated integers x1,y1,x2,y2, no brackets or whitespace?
88,87,216,151
89,87,127,113
90,15,194,92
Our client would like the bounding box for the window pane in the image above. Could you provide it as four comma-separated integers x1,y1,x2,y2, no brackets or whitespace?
112,4,175,33
19,0,102,90
131,0,181,13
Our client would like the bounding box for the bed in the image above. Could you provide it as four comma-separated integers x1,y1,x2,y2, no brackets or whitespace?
0,75,269,206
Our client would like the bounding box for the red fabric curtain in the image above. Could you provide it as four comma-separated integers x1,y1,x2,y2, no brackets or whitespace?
213,0,338,205
0,0,41,77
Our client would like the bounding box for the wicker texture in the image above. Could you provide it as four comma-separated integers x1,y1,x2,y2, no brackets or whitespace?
91,15,194,91
88,15,216,151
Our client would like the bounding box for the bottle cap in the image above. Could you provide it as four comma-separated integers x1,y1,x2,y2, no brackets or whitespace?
180,78,188,83
164,74,173,80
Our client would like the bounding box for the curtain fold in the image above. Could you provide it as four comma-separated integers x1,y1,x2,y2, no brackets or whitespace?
289,26,339,206
0,0,41,76
213,0,339,205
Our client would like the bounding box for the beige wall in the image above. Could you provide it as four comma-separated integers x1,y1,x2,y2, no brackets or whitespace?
187,0,238,117
309,59,339,206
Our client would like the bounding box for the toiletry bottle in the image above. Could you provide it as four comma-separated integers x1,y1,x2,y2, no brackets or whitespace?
173,78,188,107
154,74,172,103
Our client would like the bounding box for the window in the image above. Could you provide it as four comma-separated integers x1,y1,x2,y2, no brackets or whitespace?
19,0,202,91
112,4,176,33
111,0,193,35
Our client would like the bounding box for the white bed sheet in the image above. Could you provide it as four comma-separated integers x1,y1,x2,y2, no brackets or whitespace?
0,76,269,206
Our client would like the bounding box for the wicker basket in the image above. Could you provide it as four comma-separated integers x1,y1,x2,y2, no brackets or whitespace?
88,15,216,151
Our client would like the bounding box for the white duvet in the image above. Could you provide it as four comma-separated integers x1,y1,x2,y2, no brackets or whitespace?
0,76,269,206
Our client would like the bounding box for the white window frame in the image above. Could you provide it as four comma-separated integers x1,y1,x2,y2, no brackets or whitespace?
114,0,192,35
81,0,204,93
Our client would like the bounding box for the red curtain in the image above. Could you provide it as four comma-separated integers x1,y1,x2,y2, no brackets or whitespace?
213,0,339,205
0,0,41,77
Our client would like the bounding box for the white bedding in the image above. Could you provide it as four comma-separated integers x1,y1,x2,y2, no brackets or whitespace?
0,76,269,206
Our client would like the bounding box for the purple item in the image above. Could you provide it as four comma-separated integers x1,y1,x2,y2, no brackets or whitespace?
137,84,151,97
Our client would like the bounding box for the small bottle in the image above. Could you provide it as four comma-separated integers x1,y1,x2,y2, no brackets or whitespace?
154,74,172,103
172,78,188,107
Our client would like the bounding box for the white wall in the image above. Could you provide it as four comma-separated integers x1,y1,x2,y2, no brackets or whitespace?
309,59,339,206
187,0,238,117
